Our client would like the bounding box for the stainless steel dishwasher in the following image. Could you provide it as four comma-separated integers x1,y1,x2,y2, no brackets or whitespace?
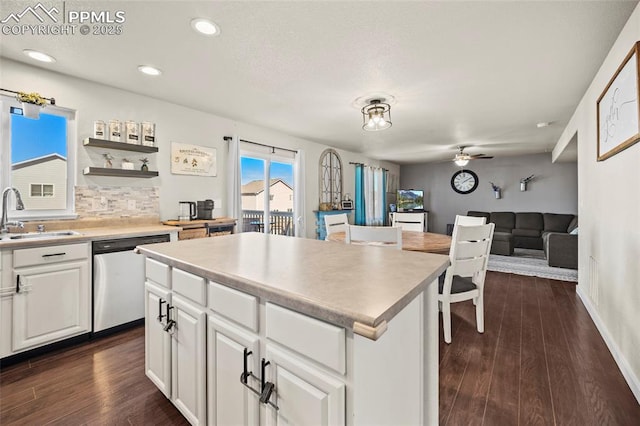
92,234,170,334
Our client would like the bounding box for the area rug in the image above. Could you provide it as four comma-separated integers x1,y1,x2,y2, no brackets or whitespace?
488,248,578,282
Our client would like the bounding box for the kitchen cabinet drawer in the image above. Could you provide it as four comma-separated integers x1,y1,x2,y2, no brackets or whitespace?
178,228,207,240
146,258,170,288
172,268,206,306
208,281,258,332
13,243,89,268
266,303,346,374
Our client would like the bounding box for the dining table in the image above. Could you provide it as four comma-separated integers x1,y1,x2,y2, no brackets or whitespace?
327,230,452,255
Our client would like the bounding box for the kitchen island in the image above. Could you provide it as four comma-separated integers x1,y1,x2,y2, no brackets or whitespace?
137,232,449,425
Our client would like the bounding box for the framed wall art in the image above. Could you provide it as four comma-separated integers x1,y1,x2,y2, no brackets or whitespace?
597,41,640,161
171,142,217,176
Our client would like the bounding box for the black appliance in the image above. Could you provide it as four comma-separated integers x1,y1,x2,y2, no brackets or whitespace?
197,199,215,220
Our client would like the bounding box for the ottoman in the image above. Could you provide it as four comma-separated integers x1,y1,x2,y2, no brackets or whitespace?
491,232,514,255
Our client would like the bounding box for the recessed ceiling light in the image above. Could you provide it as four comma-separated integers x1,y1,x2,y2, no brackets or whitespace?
138,65,162,76
23,49,56,63
190,18,220,36
536,121,552,128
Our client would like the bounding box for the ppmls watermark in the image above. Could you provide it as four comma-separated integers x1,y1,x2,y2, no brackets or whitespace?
1,2,126,36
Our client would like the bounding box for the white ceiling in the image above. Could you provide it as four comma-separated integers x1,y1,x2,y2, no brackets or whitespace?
0,0,637,164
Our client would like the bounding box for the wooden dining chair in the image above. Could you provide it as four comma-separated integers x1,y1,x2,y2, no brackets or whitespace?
438,223,495,343
392,212,425,232
345,225,402,249
452,214,486,240
324,213,349,240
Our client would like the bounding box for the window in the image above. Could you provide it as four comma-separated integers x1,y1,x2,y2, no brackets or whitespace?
30,184,54,197
1,96,77,218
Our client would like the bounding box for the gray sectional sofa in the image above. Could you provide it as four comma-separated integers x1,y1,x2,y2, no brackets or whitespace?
467,211,578,269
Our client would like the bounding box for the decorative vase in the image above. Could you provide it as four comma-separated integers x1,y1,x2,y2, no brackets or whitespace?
141,163,149,172
21,102,41,119
494,189,501,199
520,182,527,192
104,159,113,168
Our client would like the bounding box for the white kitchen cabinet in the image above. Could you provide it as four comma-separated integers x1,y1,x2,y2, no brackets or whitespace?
207,315,260,426
145,264,207,426
171,294,207,426
264,344,345,426
13,260,90,351
1,242,91,355
145,281,172,397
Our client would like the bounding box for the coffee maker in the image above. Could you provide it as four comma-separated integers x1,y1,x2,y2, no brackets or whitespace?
196,199,214,220
178,201,197,221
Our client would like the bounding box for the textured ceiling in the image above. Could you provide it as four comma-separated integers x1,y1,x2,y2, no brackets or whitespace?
0,0,637,163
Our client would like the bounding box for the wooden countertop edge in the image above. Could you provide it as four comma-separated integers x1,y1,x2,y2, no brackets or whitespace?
353,320,388,340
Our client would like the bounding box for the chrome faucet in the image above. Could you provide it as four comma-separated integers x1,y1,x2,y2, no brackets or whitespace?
1,187,25,234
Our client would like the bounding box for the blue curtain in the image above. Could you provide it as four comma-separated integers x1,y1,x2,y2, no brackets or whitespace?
354,164,366,225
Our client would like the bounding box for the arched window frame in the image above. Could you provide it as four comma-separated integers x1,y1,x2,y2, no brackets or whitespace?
318,148,343,208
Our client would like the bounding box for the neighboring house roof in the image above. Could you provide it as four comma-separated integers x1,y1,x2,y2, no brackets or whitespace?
241,178,292,195
12,153,67,171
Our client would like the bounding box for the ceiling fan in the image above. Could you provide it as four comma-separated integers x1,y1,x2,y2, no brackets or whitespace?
453,146,494,166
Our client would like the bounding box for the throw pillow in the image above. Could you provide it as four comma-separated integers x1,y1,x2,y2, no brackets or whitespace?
569,227,578,235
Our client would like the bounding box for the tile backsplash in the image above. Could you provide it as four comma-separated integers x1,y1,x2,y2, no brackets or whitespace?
75,185,159,218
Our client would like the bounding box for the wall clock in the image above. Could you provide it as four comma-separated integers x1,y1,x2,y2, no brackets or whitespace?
451,169,479,194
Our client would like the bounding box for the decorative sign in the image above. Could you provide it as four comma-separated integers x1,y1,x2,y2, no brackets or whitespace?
597,42,640,161
171,142,217,176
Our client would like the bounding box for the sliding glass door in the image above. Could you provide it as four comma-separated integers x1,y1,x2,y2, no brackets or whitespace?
240,154,295,235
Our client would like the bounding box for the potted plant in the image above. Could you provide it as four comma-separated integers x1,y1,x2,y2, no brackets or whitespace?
140,157,149,172
102,153,114,168
16,91,46,119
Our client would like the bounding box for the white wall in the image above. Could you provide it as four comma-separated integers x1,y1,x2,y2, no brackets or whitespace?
1,59,397,238
400,153,577,234
554,4,640,401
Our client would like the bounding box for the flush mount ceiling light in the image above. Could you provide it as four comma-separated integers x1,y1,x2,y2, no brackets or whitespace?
23,49,56,63
536,121,552,128
361,99,392,131
190,18,220,36
138,65,162,76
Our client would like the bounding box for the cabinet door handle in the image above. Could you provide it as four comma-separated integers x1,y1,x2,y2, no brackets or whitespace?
157,299,166,322
16,274,20,293
42,252,66,258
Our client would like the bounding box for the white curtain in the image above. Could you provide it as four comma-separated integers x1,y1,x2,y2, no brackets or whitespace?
363,165,386,225
294,149,306,237
226,136,243,231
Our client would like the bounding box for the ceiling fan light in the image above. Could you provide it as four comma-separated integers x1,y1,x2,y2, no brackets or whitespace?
454,158,469,167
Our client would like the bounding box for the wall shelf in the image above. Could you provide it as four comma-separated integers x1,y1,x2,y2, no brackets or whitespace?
83,167,159,178
83,137,158,153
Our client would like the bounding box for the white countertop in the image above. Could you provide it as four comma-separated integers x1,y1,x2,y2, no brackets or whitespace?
136,232,449,340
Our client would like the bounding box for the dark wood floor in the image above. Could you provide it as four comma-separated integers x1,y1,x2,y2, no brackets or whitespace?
439,271,640,426
0,271,638,425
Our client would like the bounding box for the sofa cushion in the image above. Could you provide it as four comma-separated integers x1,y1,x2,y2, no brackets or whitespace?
515,212,543,231
490,212,515,233
543,213,575,233
467,211,490,222
493,232,513,241
567,216,578,233
512,228,541,238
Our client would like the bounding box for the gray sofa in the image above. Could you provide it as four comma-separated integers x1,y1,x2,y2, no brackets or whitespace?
467,211,578,269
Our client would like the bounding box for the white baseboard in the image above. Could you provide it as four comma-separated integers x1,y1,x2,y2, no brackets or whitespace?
576,287,640,404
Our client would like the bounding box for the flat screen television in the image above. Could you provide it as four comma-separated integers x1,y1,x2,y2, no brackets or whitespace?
397,189,424,212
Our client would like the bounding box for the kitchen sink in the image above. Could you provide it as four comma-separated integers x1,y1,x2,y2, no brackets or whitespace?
2,230,81,240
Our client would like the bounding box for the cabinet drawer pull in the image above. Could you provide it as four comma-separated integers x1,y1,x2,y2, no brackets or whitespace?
42,252,66,258
16,274,20,293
